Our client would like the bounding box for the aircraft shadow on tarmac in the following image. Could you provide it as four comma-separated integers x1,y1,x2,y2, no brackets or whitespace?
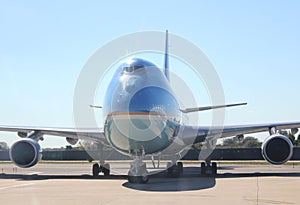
123,175,216,192
1,166,300,192
122,166,300,192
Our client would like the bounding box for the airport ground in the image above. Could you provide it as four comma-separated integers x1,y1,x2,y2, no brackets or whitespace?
0,161,299,205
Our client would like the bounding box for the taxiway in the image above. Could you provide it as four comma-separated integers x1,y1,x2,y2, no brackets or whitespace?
0,162,299,205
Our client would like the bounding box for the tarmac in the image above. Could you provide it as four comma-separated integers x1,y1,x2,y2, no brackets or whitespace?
0,162,299,205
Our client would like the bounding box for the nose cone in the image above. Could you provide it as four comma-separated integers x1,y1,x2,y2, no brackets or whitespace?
103,57,179,117
129,86,180,115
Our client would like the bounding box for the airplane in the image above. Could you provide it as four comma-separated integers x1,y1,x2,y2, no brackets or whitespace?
0,30,300,184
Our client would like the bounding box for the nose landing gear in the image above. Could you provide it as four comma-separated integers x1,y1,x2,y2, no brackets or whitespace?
127,156,149,184
167,161,183,175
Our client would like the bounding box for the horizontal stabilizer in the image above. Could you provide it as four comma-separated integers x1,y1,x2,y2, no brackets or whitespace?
89,105,102,109
179,102,247,113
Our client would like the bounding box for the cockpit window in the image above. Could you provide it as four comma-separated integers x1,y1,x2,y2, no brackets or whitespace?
120,58,157,74
123,66,133,72
123,65,144,73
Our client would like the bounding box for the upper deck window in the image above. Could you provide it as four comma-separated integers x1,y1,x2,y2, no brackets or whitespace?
123,65,144,73
120,58,157,73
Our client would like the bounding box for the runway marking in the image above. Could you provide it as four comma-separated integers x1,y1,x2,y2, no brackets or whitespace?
0,183,35,191
245,198,295,204
28,172,43,175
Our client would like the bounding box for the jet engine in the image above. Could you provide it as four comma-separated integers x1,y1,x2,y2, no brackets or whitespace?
9,138,42,168
66,137,78,145
261,134,293,165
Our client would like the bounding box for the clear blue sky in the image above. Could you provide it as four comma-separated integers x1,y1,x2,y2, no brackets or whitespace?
0,1,300,147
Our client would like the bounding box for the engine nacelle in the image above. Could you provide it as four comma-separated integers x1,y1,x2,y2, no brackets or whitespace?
262,134,293,165
9,138,42,168
66,137,78,145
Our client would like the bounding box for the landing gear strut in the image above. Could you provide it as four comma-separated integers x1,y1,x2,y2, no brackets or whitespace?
201,161,217,175
92,162,110,177
127,156,149,184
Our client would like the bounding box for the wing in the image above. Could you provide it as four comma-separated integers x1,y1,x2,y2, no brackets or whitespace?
0,125,106,144
179,102,247,113
180,121,300,145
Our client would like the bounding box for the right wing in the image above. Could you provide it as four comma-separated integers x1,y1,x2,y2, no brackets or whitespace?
179,102,247,113
180,121,300,145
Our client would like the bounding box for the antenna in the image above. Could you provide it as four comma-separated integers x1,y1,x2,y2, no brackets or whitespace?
164,30,169,81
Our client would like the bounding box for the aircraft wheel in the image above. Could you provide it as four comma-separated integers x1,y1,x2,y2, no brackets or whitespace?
102,163,110,176
141,174,149,183
177,162,183,173
212,162,217,175
92,163,100,177
167,162,173,174
200,162,206,175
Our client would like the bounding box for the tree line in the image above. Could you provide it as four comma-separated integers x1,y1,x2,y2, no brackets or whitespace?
218,130,299,148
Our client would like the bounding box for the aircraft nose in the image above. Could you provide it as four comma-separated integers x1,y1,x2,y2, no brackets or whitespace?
124,77,140,93
129,86,167,113
128,86,180,115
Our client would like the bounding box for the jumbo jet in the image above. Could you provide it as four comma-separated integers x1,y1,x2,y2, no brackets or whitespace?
1,31,300,183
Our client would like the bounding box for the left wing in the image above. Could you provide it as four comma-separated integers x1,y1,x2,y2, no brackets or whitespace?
180,121,300,145
0,125,106,144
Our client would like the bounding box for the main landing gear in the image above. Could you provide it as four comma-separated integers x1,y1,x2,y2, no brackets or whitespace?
167,161,183,175
91,143,111,177
201,161,217,175
92,163,110,177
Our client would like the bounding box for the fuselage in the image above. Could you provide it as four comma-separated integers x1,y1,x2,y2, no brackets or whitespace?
103,58,181,156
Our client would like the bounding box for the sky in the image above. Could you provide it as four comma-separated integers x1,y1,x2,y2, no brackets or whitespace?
0,1,300,148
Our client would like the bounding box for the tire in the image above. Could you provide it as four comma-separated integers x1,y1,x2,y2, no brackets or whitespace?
92,163,100,177
177,162,183,173
200,162,206,175
212,162,217,175
141,174,149,183
102,163,110,176
167,162,173,174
